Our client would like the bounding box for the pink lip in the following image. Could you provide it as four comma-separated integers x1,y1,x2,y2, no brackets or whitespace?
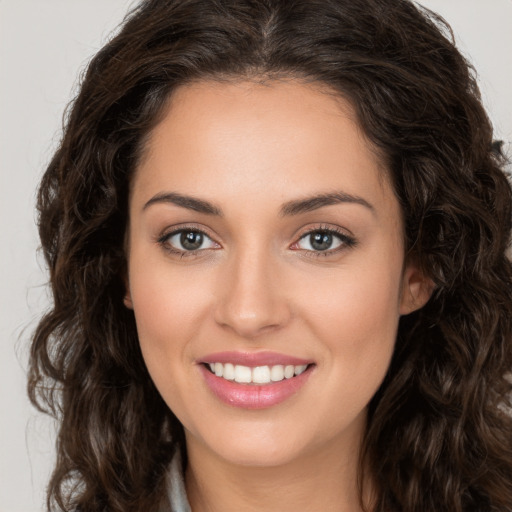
199,351,312,367
198,359,314,410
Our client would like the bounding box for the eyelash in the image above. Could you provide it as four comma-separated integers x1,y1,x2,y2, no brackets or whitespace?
157,224,357,259
292,225,357,257
157,224,219,259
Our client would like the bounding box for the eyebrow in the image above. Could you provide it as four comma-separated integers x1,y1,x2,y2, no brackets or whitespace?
143,192,223,215
279,192,375,217
142,190,375,216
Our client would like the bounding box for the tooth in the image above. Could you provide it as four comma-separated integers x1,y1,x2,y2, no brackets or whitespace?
234,365,252,383
210,362,308,383
270,365,285,382
284,365,295,379
294,364,307,376
223,363,235,380
252,366,271,384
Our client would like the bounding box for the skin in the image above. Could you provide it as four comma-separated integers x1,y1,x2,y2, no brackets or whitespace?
125,80,431,511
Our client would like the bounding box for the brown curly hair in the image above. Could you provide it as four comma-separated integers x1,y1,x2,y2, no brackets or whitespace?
29,0,512,510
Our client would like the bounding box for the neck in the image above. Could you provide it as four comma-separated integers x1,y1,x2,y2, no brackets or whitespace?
185,428,369,512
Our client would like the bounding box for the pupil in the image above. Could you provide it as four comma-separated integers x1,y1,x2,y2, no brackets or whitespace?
180,231,203,250
311,232,332,251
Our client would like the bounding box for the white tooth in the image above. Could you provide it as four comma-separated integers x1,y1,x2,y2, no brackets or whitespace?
214,362,223,377
234,365,252,383
252,366,271,384
294,364,307,376
284,365,295,379
223,363,235,380
209,363,215,373
270,365,285,382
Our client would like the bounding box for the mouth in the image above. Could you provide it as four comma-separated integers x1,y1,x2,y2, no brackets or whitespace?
198,353,315,409
203,362,311,385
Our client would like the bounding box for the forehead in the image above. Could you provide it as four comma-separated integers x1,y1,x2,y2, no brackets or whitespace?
131,79,396,217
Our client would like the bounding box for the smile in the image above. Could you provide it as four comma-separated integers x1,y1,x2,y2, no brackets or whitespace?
206,362,308,384
199,353,315,409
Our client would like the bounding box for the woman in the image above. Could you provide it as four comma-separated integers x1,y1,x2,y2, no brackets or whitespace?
28,0,512,511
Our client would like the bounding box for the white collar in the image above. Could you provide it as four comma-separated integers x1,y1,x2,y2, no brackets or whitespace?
163,449,191,512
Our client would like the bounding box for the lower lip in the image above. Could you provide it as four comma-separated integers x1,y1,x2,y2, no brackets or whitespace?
199,364,314,409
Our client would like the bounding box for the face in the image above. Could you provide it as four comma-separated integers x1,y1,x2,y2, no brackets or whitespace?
125,80,429,468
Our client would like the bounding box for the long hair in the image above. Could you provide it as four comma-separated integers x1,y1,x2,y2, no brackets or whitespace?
29,0,512,510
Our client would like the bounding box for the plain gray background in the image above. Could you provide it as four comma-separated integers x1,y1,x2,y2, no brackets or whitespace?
1,1,511,510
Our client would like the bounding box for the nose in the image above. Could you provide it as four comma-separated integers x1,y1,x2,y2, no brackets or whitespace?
213,248,292,339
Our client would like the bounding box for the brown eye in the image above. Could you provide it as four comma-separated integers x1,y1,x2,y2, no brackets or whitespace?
180,231,204,250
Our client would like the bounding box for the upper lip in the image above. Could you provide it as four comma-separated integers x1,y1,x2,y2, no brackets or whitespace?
199,351,313,367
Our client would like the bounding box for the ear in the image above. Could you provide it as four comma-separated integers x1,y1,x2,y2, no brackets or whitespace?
123,290,134,309
399,262,435,315
123,274,134,309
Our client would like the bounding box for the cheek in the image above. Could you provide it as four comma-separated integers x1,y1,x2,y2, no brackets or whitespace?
309,273,400,422
127,256,214,368
296,251,402,387
127,260,217,426
303,262,401,342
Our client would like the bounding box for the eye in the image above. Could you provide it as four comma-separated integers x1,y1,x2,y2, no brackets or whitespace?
292,228,356,254
159,228,219,254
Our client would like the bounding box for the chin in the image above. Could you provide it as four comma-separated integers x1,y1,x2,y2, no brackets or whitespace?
214,440,303,468
187,417,326,469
